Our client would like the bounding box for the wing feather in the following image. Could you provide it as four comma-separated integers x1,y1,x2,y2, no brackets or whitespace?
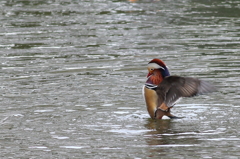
156,76,216,107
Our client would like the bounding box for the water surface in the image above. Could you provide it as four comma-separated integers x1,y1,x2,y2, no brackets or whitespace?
0,0,240,158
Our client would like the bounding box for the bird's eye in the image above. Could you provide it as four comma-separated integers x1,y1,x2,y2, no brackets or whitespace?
150,68,154,71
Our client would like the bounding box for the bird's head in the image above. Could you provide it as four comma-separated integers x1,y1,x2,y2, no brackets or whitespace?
147,58,170,78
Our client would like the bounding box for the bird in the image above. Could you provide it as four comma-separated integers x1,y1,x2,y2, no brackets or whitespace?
142,58,216,119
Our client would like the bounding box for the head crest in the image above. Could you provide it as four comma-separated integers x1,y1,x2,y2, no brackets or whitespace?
148,58,170,77
148,59,166,67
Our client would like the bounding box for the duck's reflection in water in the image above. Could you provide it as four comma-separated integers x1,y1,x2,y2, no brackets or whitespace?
144,119,174,146
144,118,201,154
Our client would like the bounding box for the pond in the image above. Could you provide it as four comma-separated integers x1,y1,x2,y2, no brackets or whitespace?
0,0,240,158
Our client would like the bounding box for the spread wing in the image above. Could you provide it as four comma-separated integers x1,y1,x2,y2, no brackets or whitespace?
156,76,216,107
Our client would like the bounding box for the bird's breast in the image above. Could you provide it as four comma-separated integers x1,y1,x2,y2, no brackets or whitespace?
143,86,158,119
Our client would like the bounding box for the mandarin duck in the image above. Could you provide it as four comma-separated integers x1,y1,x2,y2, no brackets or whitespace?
143,58,216,119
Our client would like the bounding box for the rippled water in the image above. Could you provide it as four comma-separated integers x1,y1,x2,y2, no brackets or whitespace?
1,0,240,158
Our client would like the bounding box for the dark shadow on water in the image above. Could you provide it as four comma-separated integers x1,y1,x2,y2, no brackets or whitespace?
144,119,177,146
145,118,173,134
144,118,201,148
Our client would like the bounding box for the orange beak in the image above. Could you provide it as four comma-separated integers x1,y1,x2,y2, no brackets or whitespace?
147,70,153,78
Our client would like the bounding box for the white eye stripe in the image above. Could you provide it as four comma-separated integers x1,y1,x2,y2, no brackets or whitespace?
147,63,165,70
